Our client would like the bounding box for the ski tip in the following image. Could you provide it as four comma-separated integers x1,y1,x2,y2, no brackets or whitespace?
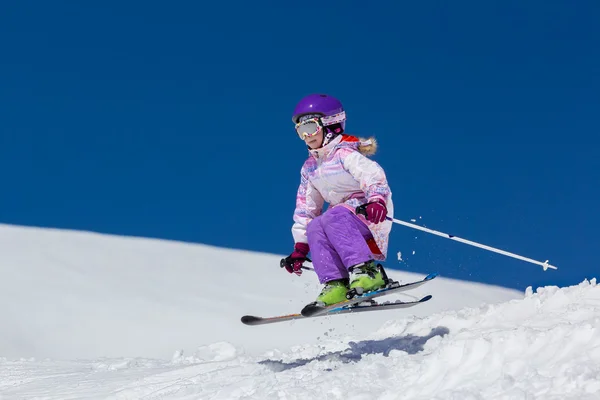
424,272,439,281
241,315,261,325
420,294,433,302
301,303,325,317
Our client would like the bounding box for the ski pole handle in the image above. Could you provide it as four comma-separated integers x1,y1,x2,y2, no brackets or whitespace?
356,204,368,218
280,257,315,271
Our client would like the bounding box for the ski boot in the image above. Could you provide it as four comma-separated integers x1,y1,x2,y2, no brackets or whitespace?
315,279,349,306
347,260,386,299
302,279,349,310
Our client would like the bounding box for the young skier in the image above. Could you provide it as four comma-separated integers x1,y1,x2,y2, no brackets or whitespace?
282,93,394,308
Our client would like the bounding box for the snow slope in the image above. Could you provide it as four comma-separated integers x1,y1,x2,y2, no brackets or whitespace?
0,223,519,361
1,224,598,399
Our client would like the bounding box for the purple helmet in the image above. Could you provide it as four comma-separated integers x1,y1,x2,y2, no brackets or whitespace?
292,93,346,131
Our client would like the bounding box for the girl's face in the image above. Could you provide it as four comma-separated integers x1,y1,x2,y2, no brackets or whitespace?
304,129,324,149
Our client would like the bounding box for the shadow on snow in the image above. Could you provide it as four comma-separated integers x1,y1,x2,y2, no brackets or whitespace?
259,326,449,372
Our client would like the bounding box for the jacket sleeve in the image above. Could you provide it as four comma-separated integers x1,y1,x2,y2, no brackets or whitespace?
341,149,391,204
291,167,325,244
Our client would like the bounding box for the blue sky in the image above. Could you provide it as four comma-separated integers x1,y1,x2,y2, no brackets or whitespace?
1,1,598,291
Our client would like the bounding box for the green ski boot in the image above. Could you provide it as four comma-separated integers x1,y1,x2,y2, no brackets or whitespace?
349,261,386,295
315,279,349,306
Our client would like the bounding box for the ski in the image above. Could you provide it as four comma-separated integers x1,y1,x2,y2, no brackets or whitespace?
301,272,438,317
241,295,432,326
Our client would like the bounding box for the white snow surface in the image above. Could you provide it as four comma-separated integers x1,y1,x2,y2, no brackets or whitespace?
0,223,598,399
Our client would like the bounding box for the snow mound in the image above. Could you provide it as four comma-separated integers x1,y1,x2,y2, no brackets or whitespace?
0,279,598,399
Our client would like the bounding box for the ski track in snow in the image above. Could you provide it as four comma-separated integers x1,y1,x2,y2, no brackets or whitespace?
0,224,599,399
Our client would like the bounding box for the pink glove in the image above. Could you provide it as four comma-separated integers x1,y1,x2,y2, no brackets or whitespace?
365,200,388,224
281,242,310,276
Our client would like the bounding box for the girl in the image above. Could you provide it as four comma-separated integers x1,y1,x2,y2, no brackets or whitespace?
282,93,394,308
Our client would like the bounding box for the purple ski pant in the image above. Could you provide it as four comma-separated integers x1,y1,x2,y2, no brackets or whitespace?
306,206,374,284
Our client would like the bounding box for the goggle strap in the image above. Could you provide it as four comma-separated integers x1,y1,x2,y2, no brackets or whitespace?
321,111,346,126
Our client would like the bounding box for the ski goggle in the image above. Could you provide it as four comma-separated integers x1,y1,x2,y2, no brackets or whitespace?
294,111,346,140
295,118,323,139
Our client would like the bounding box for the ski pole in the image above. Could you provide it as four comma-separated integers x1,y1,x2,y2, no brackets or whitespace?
356,205,557,271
